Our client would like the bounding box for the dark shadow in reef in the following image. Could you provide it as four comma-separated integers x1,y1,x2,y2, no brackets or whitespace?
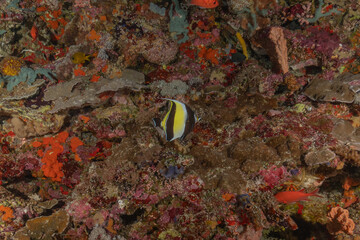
264,214,333,240
291,215,333,240
120,208,145,226
1,170,37,200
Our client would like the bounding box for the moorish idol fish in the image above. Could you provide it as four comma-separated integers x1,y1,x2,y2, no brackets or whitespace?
153,99,199,141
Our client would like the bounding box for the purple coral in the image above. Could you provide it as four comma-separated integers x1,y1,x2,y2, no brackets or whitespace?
259,73,284,97
160,165,184,179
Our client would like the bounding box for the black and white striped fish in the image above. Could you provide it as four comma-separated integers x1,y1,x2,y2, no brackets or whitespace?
153,99,200,141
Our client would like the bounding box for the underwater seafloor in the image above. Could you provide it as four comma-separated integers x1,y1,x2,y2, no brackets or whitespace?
0,0,360,239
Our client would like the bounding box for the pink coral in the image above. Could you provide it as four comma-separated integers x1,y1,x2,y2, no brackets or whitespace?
259,73,283,96
326,206,355,235
66,199,93,222
259,165,289,187
74,0,91,8
142,32,178,65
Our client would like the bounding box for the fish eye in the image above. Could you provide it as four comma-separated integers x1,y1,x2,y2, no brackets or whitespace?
213,1,216,4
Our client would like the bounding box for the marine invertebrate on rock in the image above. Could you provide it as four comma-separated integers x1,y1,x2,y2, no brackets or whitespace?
331,119,360,151
341,189,357,208
198,46,222,65
149,3,166,16
70,136,83,153
33,131,69,181
326,206,355,235
246,110,336,150
0,67,56,91
306,0,341,24
89,225,114,240
0,205,14,222
0,56,23,76
0,155,26,183
169,0,189,43
287,26,342,62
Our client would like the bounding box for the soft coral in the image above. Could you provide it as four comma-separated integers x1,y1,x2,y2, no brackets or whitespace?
33,131,69,182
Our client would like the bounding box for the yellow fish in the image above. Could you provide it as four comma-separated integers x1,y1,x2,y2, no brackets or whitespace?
71,52,91,64
153,99,200,141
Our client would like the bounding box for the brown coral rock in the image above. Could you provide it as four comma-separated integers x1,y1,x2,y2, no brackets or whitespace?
333,145,360,166
305,148,336,166
229,137,281,173
253,27,289,74
8,114,65,138
304,76,355,103
14,209,69,240
327,206,355,235
284,74,301,92
189,145,247,193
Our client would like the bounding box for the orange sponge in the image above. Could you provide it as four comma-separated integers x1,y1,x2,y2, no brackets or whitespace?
33,131,69,182
0,205,14,222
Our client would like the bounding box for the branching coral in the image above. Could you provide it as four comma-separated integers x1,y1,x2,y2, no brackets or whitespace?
306,0,341,24
326,206,355,235
169,0,189,43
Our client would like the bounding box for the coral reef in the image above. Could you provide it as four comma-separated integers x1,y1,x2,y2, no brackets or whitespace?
0,0,359,239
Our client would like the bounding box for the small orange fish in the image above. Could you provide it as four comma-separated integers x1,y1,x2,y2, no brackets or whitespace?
190,0,219,8
30,25,37,41
275,189,321,204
